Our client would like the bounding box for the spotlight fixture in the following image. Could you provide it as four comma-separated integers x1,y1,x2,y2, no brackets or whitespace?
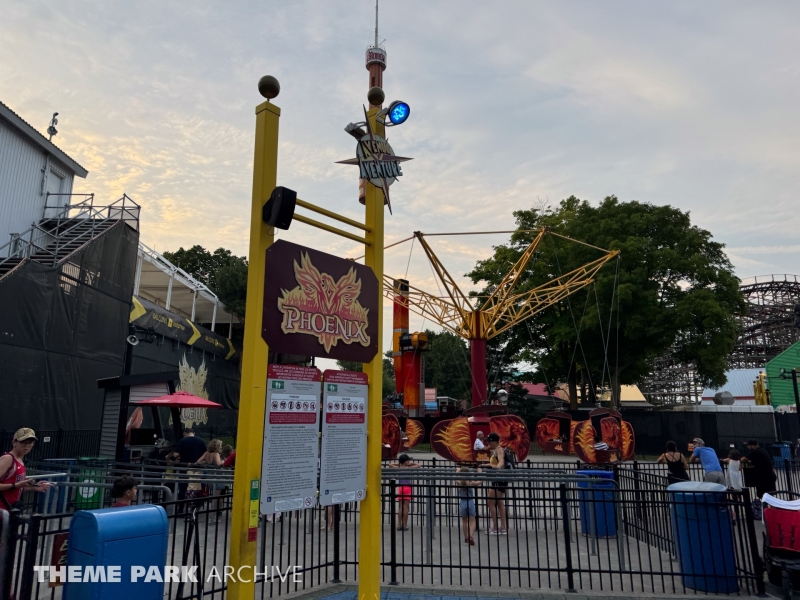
345,122,367,140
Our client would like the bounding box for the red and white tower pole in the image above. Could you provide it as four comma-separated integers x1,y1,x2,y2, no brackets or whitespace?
360,5,387,205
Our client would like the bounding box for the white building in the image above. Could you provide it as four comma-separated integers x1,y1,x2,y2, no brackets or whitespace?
0,101,88,247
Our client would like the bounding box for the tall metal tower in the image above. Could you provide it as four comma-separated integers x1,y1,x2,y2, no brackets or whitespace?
365,0,386,98
360,0,387,205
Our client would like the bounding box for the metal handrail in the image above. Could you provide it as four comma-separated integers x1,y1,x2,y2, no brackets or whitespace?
0,194,140,267
37,482,175,515
0,508,9,595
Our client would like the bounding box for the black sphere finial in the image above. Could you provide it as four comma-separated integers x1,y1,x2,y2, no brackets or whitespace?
258,76,281,100
367,86,385,106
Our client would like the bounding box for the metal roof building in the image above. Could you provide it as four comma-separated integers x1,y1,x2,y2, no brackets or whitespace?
701,368,764,404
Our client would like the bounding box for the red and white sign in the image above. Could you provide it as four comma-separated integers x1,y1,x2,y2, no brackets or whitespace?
319,370,368,507
365,47,387,68
261,365,321,515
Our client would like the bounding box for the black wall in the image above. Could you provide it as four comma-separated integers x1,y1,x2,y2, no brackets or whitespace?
0,222,138,432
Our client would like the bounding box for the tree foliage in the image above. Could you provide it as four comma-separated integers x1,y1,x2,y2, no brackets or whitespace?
468,196,745,406
163,245,248,320
423,330,471,401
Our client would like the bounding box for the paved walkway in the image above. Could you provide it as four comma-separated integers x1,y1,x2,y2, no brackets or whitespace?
273,582,767,599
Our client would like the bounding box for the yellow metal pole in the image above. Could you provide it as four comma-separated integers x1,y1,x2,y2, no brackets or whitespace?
228,99,280,600
359,106,385,600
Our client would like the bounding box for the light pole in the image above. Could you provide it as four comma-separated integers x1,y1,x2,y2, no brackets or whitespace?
779,367,800,434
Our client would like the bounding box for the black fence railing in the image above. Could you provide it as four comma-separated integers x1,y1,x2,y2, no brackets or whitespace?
0,430,100,462
1,463,768,598
372,468,763,595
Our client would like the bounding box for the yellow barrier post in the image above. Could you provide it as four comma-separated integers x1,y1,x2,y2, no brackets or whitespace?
228,96,280,600
358,106,385,600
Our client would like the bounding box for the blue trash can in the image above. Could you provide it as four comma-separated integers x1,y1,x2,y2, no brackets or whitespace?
772,443,791,469
668,481,737,593
64,505,168,599
576,470,617,538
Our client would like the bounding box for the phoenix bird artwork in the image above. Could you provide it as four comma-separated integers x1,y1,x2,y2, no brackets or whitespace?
278,252,371,353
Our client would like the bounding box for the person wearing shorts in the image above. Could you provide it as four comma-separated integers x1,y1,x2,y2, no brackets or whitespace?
389,453,419,531
486,433,509,535
457,466,482,545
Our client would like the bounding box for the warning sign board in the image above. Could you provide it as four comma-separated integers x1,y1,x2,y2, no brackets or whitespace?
319,370,368,506
260,364,321,514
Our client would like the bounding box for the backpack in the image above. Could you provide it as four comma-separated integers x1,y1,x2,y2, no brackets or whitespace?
503,447,517,469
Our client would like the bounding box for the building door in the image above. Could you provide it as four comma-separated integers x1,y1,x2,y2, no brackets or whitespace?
43,169,65,219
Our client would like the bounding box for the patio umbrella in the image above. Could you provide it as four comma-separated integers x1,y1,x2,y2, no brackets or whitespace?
132,391,222,443
132,391,222,408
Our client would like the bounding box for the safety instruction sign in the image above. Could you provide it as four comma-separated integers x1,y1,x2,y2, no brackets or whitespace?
319,370,368,506
260,364,321,514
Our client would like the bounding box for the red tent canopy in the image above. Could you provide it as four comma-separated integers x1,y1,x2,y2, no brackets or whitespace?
132,391,222,409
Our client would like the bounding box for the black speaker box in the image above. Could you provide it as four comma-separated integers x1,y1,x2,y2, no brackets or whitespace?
263,186,297,230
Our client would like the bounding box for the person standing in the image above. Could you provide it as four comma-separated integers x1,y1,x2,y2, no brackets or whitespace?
456,466,482,545
741,439,777,499
724,449,744,491
0,428,52,511
388,453,420,531
486,432,509,535
167,428,207,502
657,441,690,485
170,428,207,464
689,438,725,485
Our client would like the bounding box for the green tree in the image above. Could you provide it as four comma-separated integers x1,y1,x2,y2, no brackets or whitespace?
468,196,745,408
422,330,472,401
163,245,248,320
505,382,543,423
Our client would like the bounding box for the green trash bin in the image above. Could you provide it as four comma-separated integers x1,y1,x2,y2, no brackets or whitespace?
74,458,111,509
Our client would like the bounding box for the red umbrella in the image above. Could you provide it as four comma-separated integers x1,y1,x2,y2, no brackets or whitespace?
132,391,223,409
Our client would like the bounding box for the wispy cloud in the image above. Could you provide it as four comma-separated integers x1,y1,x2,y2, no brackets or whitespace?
3,0,800,353
730,245,800,255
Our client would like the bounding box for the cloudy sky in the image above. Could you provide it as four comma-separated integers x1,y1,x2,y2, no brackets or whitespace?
3,1,799,358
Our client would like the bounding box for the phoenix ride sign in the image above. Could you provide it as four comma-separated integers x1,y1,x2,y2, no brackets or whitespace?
260,365,321,515
262,240,379,362
319,370,368,506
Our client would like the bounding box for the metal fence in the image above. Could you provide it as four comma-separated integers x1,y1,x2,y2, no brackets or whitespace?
0,431,100,462
374,467,763,595
1,462,768,599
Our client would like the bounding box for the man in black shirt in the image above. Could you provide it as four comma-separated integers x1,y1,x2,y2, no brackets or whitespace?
170,429,206,501
742,439,777,498
172,429,207,463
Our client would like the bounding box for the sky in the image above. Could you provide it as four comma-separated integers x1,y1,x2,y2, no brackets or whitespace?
3,1,800,365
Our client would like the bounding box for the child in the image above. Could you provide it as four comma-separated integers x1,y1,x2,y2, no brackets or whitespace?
724,449,743,491
111,476,138,507
456,466,482,545
388,453,420,531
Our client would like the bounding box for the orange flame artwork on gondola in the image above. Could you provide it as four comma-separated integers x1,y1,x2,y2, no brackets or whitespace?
404,419,424,449
430,414,531,463
537,408,636,463
382,414,403,458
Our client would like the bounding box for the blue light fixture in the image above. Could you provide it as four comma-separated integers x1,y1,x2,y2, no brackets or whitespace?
388,101,410,125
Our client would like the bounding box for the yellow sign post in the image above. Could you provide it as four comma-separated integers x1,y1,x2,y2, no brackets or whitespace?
358,106,384,600
228,80,385,599
228,97,280,600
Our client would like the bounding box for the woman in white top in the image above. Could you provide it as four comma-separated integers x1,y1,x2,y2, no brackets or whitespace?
724,449,743,491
